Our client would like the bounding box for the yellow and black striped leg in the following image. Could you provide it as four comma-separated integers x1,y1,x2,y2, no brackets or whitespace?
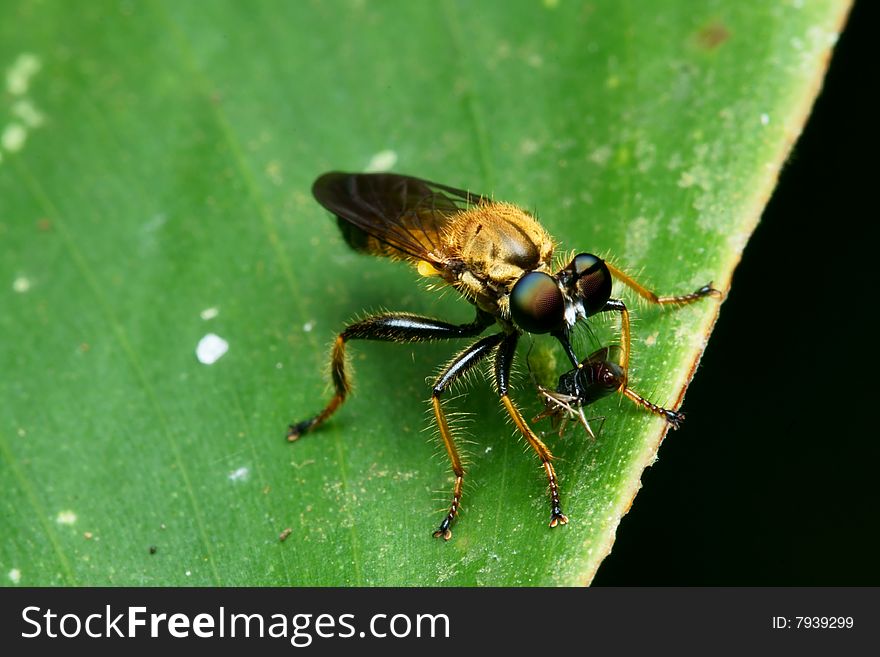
598,267,722,427
601,298,633,378
601,264,721,378
496,333,568,528
288,310,494,440
620,387,685,429
605,262,721,307
431,333,506,540
599,299,690,429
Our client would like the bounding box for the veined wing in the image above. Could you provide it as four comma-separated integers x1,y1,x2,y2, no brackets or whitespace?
311,172,487,267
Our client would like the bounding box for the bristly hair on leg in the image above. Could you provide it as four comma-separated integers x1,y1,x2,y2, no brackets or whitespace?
422,392,476,466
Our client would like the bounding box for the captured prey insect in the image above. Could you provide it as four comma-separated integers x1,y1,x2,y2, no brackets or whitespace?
533,346,628,440
288,172,720,540
532,345,684,441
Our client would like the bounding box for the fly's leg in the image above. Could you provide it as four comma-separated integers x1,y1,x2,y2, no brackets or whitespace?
603,262,721,378
605,262,721,307
598,299,689,427
496,333,568,528
430,333,506,540
600,265,720,426
288,310,494,440
600,299,633,378
620,387,685,429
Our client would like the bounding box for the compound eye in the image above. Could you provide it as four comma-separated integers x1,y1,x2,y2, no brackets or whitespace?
572,253,611,316
510,271,565,334
573,253,602,276
599,363,624,389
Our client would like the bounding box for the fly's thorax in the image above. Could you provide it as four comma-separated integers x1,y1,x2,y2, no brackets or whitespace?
444,202,555,293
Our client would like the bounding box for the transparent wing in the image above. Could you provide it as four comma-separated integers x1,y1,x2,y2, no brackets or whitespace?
312,172,487,266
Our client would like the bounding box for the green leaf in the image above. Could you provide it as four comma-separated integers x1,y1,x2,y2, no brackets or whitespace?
1,0,848,586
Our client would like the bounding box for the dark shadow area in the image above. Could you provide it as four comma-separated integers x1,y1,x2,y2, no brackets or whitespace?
594,0,877,585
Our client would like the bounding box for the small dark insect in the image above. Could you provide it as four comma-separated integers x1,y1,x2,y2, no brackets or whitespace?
289,172,720,540
533,345,684,440
533,346,625,440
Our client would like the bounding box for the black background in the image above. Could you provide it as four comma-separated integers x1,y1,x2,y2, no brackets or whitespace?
594,0,877,585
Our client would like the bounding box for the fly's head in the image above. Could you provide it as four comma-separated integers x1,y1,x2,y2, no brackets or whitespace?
508,252,612,336
555,253,613,327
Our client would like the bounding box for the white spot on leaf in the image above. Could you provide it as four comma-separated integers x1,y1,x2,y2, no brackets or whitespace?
5,53,42,95
519,138,539,155
12,99,44,128
265,160,283,185
200,307,219,320
526,53,543,68
2,123,27,152
589,145,612,166
228,466,249,482
56,510,77,525
365,149,398,172
196,333,228,364
12,276,31,293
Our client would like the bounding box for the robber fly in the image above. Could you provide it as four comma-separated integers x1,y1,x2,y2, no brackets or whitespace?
289,172,720,540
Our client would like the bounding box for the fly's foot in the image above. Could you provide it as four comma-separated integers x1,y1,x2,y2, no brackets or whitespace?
432,517,453,541
697,282,724,299
663,409,685,430
549,508,569,528
433,479,461,541
621,388,686,429
287,419,316,442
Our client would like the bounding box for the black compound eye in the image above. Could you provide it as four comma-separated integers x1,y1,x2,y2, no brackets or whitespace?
573,253,602,275
572,252,611,316
599,360,625,390
510,271,565,334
